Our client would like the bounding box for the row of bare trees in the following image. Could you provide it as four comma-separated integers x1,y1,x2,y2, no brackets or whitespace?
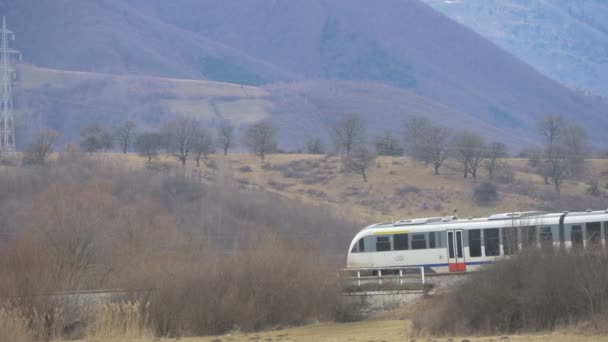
22,112,590,192
324,112,589,191
74,118,278,166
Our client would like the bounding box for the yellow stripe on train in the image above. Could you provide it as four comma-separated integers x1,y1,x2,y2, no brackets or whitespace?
372,230,408,236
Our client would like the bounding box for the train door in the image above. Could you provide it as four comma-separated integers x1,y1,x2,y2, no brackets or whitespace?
447,230,466,272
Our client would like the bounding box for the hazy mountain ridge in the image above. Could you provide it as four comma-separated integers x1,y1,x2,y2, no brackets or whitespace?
422,0,608,97
2,0,607,148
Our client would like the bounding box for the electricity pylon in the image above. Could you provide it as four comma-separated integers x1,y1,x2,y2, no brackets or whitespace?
0,16,21,156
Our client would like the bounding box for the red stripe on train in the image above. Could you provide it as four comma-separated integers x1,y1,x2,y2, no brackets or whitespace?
448,262,466,272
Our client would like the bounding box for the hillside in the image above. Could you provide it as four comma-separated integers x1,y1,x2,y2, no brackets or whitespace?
107,152,608,223
16,64,511,149
423,0,608,97
3,0,608,148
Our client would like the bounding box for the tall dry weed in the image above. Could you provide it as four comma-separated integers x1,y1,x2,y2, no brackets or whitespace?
0,307,34,342
85,301,152,340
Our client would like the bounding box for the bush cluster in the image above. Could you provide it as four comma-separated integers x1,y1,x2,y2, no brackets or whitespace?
414,249,608,335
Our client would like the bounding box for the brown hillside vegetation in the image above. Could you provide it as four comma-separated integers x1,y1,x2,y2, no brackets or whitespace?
0,152,357,339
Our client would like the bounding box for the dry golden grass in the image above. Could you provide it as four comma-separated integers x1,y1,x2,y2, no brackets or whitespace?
84,302,152,341
88,152,608,223
140,319,608,342
214,154,608,222
0,307,36,342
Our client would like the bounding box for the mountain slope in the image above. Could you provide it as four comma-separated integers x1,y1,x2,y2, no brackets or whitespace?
0,0,290,82
422,0,608,97
124,0,608,148
18,64,507,150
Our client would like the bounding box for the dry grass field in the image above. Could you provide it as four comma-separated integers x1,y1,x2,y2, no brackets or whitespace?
57,319,608,342
129,153,608,223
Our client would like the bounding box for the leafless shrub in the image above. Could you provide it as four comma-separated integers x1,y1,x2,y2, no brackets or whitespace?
22,128,61,165
493,162,516,184
587,179,602,197
267,179,292,191
304,136,325,154
0,157,357,338
80,123,114,153
432,203,443,212
394,185,421,196
205,159,218,170
238,165,253,173
413,249,608,336
340,186,363,198
303,175,329,185
472,182,498,206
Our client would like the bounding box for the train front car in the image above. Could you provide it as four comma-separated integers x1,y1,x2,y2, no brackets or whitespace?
346,218,453,274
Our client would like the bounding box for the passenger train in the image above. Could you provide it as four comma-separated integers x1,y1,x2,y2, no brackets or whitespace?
346,210,608,274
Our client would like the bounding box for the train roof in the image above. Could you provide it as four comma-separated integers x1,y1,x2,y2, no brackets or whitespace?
361,209,608,233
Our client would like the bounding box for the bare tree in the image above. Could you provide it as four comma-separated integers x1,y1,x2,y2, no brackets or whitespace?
404,116,450,175
217,120,234,156
191,127,215,167
23,128,61,165
304,136,325,154
540,119,589,193
342,145,376,182
134,132,162,162
115,120,137,154
537,115,565,184
485,142,508,179
330,112,367,155
375,131,403,156
80,123,114,153
538,115,565,147
161,118,198,167
453,131,486,178
244,120,277,162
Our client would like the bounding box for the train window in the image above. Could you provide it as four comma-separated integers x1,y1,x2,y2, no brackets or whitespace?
484,228,500,256
411,234,426,250
468,229,482,257
540,227,553,249
429,232,436,248
358,237,365,252
522,226,537,248
394,234,409,250
587,222,601,247
376,236,391,251
571,225,583,247
456,231,463,258
448,232,454,258
503,228,518,255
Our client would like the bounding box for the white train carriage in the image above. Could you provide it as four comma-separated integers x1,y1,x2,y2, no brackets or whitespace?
346,210,608,274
